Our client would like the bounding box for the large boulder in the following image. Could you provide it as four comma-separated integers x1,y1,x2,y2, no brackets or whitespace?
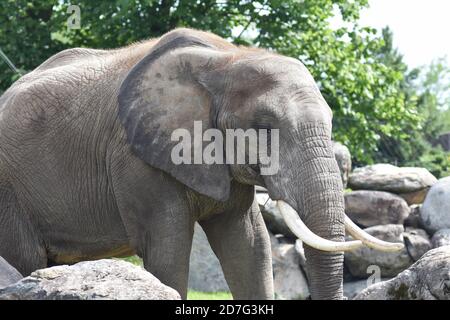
345,225,412,278
256,191,295,238
431,229,450,248
188,223,229,292
0,257,22,289
332,141,352,188
0,259,180,300
344,191,410,227
420,176,450,233
354,246,450,300
349,164,437,195
345,225,432,279
270,234,310,300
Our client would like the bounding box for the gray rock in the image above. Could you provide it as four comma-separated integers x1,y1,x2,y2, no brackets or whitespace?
403,227,432,261
398,188,430,205
349,164,437,193
0,257,22,289
0,259,180,300
271,235,310,300
432,229,450,248
354,246,450,300
404,204,424,229
344,191,410,227
345,225,431,278
332,141,352,188
256,193,295,238
420,176,450,233
188,223,229,292
345,224,412,278
344,278,391,299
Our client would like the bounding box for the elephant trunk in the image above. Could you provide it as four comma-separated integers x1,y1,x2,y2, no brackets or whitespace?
267,122,404,299
296,123,346,299
271,122,347,299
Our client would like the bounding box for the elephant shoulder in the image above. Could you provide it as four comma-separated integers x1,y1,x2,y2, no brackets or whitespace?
35,48,110,72
0,65,85,136
0,48,118,124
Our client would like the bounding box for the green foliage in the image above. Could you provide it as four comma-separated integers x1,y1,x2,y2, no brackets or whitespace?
0,0,441,165
372,27,423,165
187,290,232,300
407,147,450,178
0,0,65,93
122,255,143,266
372,31,450,177
441,109,450,132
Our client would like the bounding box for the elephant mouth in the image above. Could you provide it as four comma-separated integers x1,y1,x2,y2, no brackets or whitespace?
277,200,405,252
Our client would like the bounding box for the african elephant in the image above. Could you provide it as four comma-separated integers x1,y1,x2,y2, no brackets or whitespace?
0,28,403,300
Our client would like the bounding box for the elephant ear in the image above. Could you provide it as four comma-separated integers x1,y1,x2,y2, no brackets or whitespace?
118,35,232,201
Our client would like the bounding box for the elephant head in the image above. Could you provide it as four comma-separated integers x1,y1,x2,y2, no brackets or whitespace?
118,29,403,299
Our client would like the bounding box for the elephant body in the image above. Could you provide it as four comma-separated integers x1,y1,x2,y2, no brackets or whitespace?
0,28,396,300
0,45,150,263
0,30,273,299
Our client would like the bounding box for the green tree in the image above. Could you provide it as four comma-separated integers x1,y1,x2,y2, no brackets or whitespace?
372,28,450,177
441,109,450,132
1,0,421,164
418,57,450,137
408,58,450,178
0,1,65,93
372,27,424,165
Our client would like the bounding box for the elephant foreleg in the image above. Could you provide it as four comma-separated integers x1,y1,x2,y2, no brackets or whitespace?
0,181,47,276
200,199,274,300
141,208,195,299
112,156,196,299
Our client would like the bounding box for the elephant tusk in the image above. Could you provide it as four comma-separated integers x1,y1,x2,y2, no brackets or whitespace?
344,215,404,252
277,200,363,252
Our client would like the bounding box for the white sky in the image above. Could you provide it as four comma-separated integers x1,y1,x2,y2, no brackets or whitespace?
359,0,450,68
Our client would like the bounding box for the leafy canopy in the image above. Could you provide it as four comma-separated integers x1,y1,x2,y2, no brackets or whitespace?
0,0,425,164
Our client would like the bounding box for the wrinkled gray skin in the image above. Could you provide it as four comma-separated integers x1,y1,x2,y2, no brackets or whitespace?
0,28,345,299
